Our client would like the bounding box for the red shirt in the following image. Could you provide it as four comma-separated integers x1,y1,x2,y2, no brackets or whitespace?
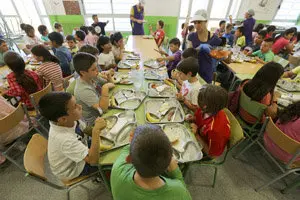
194,108,230,157
154,29,165,46
272,37,289,54
6,70,43,108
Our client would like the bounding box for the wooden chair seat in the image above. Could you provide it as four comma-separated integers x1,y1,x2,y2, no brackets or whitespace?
62,176,89,187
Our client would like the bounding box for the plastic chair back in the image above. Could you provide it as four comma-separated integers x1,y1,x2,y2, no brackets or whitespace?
0,103,25,134
30,82,52,107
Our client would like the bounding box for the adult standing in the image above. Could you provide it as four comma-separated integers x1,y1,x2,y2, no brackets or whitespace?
187,10,222,83
243,9,256,45
130,0,145,35
91,15,109,36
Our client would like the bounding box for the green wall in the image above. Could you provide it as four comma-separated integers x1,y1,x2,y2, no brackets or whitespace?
49,15,85,35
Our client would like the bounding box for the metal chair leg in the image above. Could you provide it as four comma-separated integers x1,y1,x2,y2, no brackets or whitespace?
212,167,218,188
67,189,70,200
233,137,258,159
281,179,300,194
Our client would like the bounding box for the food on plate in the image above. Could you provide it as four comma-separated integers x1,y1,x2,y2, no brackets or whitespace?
166,132,179,144
110,96,117,107
164,79,175,87
155,84,169,92
99,142,113,151
167,110,175,121
146,112,160,123
159,102,171,114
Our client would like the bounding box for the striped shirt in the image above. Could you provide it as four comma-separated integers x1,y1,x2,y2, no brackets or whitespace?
36,62,63,91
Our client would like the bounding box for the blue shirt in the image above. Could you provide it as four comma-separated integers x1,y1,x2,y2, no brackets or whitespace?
222,33,234,47
53,46,72,76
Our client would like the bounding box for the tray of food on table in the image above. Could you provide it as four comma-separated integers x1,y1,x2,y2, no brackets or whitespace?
113,72,133,85
147,80,177,98
143,59,165,69
277,79,300,92
144,68,167,80
118,60,140,69
110,89,146,110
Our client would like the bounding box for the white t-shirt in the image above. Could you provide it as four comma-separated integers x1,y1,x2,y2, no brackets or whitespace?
48,121,88,180
112,45,121,59
181,80,202,105
23,35,42,46
98,51,115,69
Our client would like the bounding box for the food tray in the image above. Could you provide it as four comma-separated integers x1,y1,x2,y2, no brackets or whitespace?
160,123,203,163
147,82,177,98
123,53,140,60
118,60,140,69
144,69,167,80
100,111,137,153
143,59,164,69
113,72,133,85
144,98,185,124
110,89,146,110
277,79,300,92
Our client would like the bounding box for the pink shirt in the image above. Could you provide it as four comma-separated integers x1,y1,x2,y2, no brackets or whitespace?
85,33,99,46
264,118,300,164
272,37,289,54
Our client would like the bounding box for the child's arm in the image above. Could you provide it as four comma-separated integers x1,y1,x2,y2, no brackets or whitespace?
255,57,266,64
92,83,114,112
84,118,106,164
183,98,198,112
157,55,175,62
282,71,295,78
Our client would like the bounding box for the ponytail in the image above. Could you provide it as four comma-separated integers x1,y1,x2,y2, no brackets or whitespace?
15,73,38,94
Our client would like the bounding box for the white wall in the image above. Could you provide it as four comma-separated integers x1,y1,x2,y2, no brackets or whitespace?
144,0,181,17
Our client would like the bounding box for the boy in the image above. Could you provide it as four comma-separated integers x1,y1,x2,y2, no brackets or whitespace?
91,14,109,36
181,47,198,59
157,38,181,78
111,124,192,200
73,53,114,125
48,32,72,77
235,26,246,48
222,23,234,47
74,30,86,49
0,39,9,66
37,25,50,43
215,20,226,37
187,85,230,158
149,20,165,47
244,30,267,54
266,25,276,39
38,92,107,180
176,57,201,112
251,38,275,64
66,35,78,56
54,22,64,38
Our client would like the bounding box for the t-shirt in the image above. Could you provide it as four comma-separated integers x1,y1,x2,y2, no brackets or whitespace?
272,37,290,55
244,42,260,53
36,61,63,91
54,46,72,77
166,50,182,78
77,40,86,50
236,36,246,47
292,66,300,80
252,50,274,62
154,29,165,46
243,17,256,45
181,80,202,105
111,145,192,200
74,78,101,125
112,45,122,60
223,33,234,47
194,107,231,157
98,51,115,70
69,46,79,56
23,35,42,47
92,22,107,36
41,35,49,42
85,33,98,46
48,121,88,180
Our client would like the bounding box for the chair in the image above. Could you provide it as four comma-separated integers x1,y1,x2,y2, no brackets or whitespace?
184,108,245,187
0,103,43,171
234,117,300,192
24,134,111,200
63,74,75,91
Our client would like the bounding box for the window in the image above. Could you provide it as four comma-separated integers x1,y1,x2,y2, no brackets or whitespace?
180,0,190,17
114,18,131,31
113,0,137,14
210,0,231,19
83,0,112,14
0,0,17,15
274,0,300,20
35,0,47,15
177,19,186,39
85,17,114,32
228,0,242,19
191,0,209,16
270,21,296,27
3,17,21,34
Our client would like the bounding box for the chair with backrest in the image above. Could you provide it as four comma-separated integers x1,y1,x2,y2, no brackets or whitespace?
184,108,245,187
63,74,75,91
24,134,111,200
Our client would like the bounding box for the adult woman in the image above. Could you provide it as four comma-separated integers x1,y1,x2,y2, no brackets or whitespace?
130,0,145,35
187,9,222,83
243,9,256,45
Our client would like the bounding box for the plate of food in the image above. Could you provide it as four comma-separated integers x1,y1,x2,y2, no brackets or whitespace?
110,89,147,110
144,59,165,69
118,60,140,69
148,80,177,98
113,72,133,85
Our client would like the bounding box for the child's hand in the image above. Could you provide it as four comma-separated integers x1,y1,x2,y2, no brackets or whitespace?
93,117,107,132
167,157,178,172
190,123,198,134
185,114,194,122
176,93,184,101
137,19,143,24
156,57,164,62
103,82,115,90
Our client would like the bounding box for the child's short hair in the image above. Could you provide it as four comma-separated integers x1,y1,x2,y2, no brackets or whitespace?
0,39,6,45
38,25,47,35
75,30,86,41
182,48,198,59
78,45,99,56
169,38,180,46
96,35,110,53
48,32,64,45
88,26,97,35
39,92,72,122
110,32,123,46
197,84,228,114
219,20,226,26
130,125,172,178
158,20,164,29
188,25,194,32
226,23,233,30
236,26,244,35
92,14,97,19
264,38,274,44
284,28,295,36
267,25,276,33
66,35,76,42
80,26,89,35
258,30,267,39
54,22,62,29
73,52,97,76
176,57,199,76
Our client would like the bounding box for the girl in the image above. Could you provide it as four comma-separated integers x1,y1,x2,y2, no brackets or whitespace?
31,45,64,91
22,24,43,50
264,101,300,164
3,51,43,109
85,26,99,46
74,30,86,49
272,28,295,55
240,62,284,124
110,32,124,63
252,23,264,41
38,25,50,43
54,22,64,38
96,36,116,70
266,25,276,39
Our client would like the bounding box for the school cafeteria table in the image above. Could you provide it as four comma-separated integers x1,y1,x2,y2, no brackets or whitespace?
222,61,263,75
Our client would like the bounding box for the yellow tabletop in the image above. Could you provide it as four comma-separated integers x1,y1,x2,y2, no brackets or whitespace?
223,61,263,74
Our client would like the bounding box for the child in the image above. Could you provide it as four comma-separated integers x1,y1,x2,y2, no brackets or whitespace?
73,53,114,125
244,30,267,54
111,124,192,200
181,47,198,59
22,24,43,50
91,15,109,36
110,32,124,62
96,36,117,70
266,25,276,39
252,23,264,41
222,23,234,47
235,26,246,48
157,38,181,78
38,92,107,180
282,65,300,81
66,35,79,56
31,45,64,91
3,51,42,109
54,22,64,38
75,30,86,50
272,28,295,55
149,20,165,47
176,57,202,112
38,25,50,43
251,38,275,64
48,32,72,77
187,85,230,158
85,26,99,46
0,39,9,66
215,20,226,37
